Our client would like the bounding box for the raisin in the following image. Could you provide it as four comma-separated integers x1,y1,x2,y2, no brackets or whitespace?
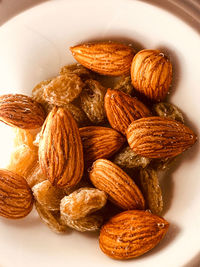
60,187,107,220
80,79,106,123
61,214,103,232
60,63,93,80
114,75,133,95
113,146,150,169
32,79,52,104
139,168,163,215
26,162,46,188
153,102,184,123
44,74,83,105
35,202,67,234
32,180,66,211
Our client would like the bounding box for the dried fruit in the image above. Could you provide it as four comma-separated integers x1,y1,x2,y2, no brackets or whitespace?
151,157,177,171
113,146,150,169
39,107,84,188
139,168,163,215
79,126,125,166
131,49,172,101
70,42,135,76
105,89,151,135
44,74,83,105
114,75,133,95
0,169,33,219
0,94,45,129
32,79,52,104
13,128,39,149
32,180,66,211
99,210,169,259
153,102,184,123
80,79,106,123
7,128,39,177
61,213,103,232
89,159,145,210
60,187,107,220
127,117,197,158
62,103,88,127
7,144,38,178
25,162,46,188
35,202,67,234
60,63,93,80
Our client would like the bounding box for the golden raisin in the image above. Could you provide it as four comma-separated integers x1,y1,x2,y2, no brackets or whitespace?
60,187,107,220
44,74,83,105
114,75,133,95
32,180,66,211
35,202,67,234
61,214,103,232
80,79,106,123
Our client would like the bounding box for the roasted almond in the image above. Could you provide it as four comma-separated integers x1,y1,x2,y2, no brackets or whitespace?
70,42,135,76
0,169,33,219
0,94,45,129
131,49,172,101
79,126,125,166
99,210,169,259
39,107,84,188
127,117,197,158
104,89,151,135
89,159,145,210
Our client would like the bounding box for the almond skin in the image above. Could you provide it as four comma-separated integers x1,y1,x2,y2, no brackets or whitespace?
104,89,151,135
70,42,135,76
0,94,45,129
0,169,33,219
89,159,145,210
127,117,197,158
79,126,126,166
39,107,84,188
131,49,172,101
99,210,169,259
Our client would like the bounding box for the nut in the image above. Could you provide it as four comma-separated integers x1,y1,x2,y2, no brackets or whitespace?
70,41,135,76
79,126,125,166
0,169,33,219
99,210,169,259
127,117,197,158
89,159,145,210
39,107,84,188
131,49,172,101
0,94,45,129
104,89,151,135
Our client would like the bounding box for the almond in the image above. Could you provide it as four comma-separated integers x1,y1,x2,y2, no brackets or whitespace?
70,42,135,76
131,49,172,101
99,210,169,259
39,107,84,188
79,126,126,166
0,94,45,129
127,117,197,158
0,169,33,219
89,159,145,210
104,89,151,135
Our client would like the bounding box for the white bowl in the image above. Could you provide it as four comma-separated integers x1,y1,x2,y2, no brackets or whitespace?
0,1,199,266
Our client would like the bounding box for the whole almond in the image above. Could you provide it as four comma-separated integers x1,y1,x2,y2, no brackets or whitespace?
104,89,151,135
0,94,45,129
89,159,145,210
131,49,172,101
99,210,169,259
39,107,84,188
79,126,126,166
127,117,197,158
0,169,33,219
70,42,135,76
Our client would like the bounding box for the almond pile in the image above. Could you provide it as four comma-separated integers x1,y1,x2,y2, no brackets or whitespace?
0,41,197,260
